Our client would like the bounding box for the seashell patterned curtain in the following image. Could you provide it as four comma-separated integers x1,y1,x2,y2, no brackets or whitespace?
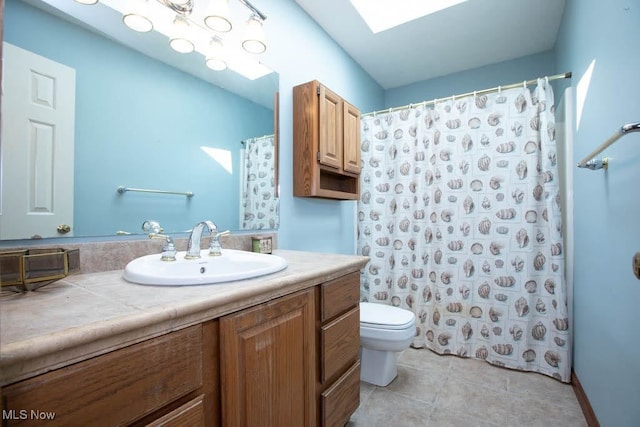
240,135,279,230
358,79,571,382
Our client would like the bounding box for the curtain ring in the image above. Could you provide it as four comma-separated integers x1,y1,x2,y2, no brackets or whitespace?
409,103,413,109
545,76,549,86
523,80,527,89
473,90,477,97
498,86,501,94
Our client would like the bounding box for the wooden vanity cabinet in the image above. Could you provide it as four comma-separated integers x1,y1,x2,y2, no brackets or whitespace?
1,322,220,427
293,80,361,200
1,273,362,427
219,288,316,427
316,271,361,427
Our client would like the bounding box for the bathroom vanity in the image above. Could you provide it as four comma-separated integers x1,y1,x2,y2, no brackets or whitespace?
0,250,367,426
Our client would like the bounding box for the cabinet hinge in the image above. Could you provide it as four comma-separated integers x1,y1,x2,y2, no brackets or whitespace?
317,151,321,161
317,85,321,95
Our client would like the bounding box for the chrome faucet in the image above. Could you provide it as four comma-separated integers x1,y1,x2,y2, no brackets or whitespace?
185,220,217,259
142,220,176,261
209,230,231,256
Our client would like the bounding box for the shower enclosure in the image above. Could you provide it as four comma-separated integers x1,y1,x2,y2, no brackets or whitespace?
358,78,574,382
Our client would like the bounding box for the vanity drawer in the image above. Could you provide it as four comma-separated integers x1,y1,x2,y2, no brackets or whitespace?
320,271,360,322
2,325,203,426
321,361,360,427
320,306,360,383
145,395,205,427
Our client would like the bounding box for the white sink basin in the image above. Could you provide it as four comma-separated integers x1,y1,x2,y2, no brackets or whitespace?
123,249,287,286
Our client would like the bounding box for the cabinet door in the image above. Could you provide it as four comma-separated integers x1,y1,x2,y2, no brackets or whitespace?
220,289,316,427
342,100,361,174
318,85,343,170
2,326,204,427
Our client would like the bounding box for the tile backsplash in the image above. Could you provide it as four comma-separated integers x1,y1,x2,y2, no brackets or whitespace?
0,233,277,274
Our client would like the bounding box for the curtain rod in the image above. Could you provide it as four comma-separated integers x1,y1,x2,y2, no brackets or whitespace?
362,72,572,117
241,134,275,145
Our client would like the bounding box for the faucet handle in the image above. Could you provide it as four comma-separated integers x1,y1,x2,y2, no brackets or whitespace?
142,220,163,234
209,230,230,256
149,233,177,261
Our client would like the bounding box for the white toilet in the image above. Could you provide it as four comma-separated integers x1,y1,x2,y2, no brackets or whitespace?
359,302,416,386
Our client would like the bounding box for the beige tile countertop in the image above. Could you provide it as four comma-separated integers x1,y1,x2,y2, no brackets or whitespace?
0,249,368,386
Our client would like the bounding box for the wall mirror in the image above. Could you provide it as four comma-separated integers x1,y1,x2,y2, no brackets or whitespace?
1,0,279,241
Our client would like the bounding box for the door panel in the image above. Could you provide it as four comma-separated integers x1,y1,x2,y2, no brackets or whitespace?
318,85,342,170
1,42,76,239
342,101,360,174
220,289,316,427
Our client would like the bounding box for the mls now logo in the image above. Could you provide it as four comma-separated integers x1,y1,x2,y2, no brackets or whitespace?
3,409,56,420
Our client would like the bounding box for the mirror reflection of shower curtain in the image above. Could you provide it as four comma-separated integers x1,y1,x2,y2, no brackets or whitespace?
358,78,571,382
240,135,279,230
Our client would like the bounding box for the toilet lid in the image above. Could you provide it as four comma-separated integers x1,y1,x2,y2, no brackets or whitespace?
360,302,415,330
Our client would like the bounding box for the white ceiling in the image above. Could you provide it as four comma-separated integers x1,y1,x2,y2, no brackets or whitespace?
295,0,566,90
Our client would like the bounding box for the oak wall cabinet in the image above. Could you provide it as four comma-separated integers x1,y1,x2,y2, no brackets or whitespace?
293,80,361,200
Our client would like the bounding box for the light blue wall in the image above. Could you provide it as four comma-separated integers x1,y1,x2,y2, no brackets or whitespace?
554,1,640,425
5,0,273,235
385,51,556,108
262,0,385,254
4,0,386,252
5,1,640,420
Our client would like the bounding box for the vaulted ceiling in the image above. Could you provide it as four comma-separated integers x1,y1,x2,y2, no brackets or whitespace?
295,0,566,89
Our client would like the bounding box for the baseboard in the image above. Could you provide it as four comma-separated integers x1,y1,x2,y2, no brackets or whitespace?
571,370,600,427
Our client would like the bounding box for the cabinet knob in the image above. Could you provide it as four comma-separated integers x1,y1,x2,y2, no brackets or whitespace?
57,224,71,234
633,252,640,280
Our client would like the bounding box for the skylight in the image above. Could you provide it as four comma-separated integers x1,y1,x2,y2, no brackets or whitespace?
350,0,468,33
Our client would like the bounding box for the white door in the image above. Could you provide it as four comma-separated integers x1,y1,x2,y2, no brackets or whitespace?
1,42,76,239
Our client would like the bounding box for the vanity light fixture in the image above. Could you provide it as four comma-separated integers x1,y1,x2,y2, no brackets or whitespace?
205,0,233,32
169,14,195,53
205,37,228,71
123,0,154,33
241,14,266,54
75,0,271,79
158,0,194,15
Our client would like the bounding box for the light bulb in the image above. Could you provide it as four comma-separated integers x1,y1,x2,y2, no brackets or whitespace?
123,0,153,33
169,15,195,53
206,37,227,71
242,14,266,54
206,58,228,71
205,0,232,32
74,0,99,4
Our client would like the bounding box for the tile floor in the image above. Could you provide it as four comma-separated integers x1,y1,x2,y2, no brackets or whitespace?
348,348,588,427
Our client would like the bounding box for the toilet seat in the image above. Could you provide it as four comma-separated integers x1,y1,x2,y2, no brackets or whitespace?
360,302,415,330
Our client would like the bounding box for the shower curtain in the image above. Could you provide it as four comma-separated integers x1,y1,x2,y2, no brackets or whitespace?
358,79,571,382
240,135,279,230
